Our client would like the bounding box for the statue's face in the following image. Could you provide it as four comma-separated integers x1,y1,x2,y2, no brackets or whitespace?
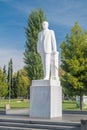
42,21,48,30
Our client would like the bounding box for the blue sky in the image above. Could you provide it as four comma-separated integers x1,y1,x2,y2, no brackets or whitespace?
0,0,87,72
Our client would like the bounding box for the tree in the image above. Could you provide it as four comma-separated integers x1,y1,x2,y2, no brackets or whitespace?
12,74,18,98
24,9,46,80
60,22,87,110
0,68,8,100
13,68,30,98
3,65,6,74
7,59,13,99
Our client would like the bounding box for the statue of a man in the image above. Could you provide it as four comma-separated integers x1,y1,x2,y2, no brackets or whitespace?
37,21,58,80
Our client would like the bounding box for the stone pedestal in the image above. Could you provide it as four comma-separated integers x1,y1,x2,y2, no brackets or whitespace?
30,79,62,118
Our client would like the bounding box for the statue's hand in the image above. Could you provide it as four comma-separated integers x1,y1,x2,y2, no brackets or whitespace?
52,51,57,54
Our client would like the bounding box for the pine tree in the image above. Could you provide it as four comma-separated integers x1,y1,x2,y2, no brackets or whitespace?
60,22,87,110
24,9,46,80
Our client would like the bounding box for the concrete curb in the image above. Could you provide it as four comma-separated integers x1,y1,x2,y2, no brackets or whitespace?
6,108,29,116
0,110,6,115
63,110,87,115
1,109,87,116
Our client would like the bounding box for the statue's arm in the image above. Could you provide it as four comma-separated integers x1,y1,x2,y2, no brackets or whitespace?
51,30,57,52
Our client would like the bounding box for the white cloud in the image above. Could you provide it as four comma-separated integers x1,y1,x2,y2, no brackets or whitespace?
0,49,25,73
47,1,87,28
5,1,33,16
1,0,87,29
0,0,7,1
0,0,13,2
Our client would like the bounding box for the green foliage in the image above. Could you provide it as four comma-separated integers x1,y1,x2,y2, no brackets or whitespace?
13,68,30,98
3,65,6,74
24,9,46,80
60,22,87,109
7,59,13,98
0,68,8,98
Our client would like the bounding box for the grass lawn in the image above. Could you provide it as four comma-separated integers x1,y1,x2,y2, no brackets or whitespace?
0,99,87,110
63,100,87,110
62,100,79,110
0,99,30,110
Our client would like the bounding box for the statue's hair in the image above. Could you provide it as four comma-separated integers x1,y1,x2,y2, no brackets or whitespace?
42,21,49,27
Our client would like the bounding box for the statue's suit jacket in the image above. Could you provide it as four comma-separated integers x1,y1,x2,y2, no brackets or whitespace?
37,29,57,54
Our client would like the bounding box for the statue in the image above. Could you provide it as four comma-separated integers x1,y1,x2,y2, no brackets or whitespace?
37,21,59,80
30,22,61,118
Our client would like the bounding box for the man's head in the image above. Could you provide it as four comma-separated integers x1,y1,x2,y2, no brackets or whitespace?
42,21,49,30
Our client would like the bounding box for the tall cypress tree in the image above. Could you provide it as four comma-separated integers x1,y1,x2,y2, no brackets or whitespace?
8,59,13,99
24,9,46,80
3,65,6,74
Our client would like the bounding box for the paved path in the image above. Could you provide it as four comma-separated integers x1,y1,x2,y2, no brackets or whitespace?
1,109,87,123
62,114,87,122
0,113,87,123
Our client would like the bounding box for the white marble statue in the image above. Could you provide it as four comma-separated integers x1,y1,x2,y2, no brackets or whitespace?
37,21,59,80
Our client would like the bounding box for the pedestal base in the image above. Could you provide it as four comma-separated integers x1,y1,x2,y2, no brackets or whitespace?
30,80,62,118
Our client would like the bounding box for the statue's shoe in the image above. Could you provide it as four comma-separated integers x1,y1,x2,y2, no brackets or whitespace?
44,77,49,80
